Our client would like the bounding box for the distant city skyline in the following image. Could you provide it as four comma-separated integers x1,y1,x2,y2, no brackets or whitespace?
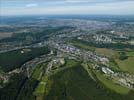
1,0,134,16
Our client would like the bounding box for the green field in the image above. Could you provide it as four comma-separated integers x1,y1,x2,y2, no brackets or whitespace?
45,62,134,100
1,60,134,100
126,51,134,57
95,48,120,58
95,48,134,73
0,47,49,72
34,59,80,99
115,57,134,74
71,40,95,51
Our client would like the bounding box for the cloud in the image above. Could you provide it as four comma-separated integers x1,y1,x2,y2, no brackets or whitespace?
65,0,90,3
65,0,134,3
1,0,134,15
26,3,38,7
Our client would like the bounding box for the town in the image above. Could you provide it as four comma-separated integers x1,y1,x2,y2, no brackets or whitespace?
0,16,134,100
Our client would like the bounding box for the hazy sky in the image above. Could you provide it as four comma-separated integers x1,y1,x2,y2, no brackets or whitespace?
1,0,134,16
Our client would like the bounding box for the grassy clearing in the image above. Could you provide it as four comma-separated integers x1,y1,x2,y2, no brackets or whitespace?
95,48,134,58
0,32,12,39
65,59,79,68
71,40,95,51
109,60,120,71
115,57,134,74
126,51,134,57
32,63,46,80
95,48,134,73
95,48,119,58
34,76,48,95
34,72,53,99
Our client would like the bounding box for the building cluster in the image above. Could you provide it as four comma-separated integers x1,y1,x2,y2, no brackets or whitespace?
93,34,112,43
92,64,134,89
53,58,65,66
112,72,134,89
0,68,22,88
53,43,109,65
77,34,112,44
0,75,9,88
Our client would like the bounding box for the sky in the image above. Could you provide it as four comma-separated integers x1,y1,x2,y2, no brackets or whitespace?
1,0,134,16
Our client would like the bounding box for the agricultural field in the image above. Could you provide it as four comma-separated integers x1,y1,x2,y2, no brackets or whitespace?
0,32,13,39
115,57,134,74
95,48,134,74
126,51,134,57
70,39,95,51
95,48,119,58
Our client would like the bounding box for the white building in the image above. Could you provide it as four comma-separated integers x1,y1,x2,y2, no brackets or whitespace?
101,67,114,74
